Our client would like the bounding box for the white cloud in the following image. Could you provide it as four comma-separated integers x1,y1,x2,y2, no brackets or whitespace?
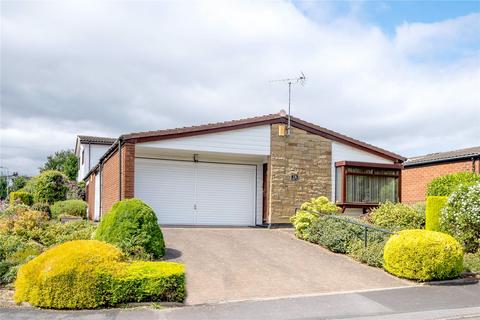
1,1,479,175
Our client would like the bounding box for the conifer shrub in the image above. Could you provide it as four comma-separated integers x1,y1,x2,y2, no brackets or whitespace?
14,240,185,309
383,230,463,281
425,196,447,231
9,191,33,206
94,198,165,259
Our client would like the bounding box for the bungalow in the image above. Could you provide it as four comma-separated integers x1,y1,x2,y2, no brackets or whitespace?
78,112,405,225
402,146,480,203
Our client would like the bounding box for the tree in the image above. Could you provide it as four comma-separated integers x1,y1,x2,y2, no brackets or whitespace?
39,150,78,181
10,176,29,193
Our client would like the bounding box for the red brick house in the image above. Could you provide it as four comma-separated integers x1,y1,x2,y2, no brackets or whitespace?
80,113,405,225
402,146,480,203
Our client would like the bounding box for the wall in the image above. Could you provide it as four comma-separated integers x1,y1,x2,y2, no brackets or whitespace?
77,144,112,181
269,124,332,224
402,160,474,203
100,143,135,215
86,173,96,220
139,125,271,155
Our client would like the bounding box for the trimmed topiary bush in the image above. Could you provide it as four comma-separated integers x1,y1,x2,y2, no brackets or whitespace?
427,172,480,197
9,191,33,206
94,198,165,259
30,170,68,204
50,200,87,219
383,230,463,281
14,240,124,309
14,240,185,309
368,202,425,231
425,196,447,231
441,183,480,253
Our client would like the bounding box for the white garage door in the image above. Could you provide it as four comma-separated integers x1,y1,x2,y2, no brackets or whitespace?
135,158,256,226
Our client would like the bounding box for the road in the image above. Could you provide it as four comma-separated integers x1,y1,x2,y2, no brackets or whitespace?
1,283,479,320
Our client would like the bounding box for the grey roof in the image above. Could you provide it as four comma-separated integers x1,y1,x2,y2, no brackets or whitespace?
405,146,480,167
77,135,116,145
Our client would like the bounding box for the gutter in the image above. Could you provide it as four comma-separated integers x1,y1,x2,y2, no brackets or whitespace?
118,138,122,200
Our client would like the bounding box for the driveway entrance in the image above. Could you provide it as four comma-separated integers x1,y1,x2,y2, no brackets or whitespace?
162,228,409,305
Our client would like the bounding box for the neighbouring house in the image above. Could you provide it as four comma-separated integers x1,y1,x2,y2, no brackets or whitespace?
78,112,405,225
75,135,117,182
402,146,480,203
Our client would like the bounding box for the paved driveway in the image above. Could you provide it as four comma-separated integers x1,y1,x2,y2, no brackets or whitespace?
162,227,410,305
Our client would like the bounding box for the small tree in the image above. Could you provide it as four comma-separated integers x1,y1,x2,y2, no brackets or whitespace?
10,176,29,193
39,150,78,181
31,170,68,204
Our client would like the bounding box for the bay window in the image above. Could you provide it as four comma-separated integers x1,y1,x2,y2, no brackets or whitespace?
335,161,402,210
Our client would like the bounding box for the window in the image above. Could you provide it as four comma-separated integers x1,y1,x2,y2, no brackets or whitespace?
335,162,401,205
81,149,84,165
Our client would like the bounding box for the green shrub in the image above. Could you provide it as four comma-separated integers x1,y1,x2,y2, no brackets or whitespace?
299,196,340,214
383,230,463,281
50,200,87,218
94,199,165,259
30,170,68,204
348,238,387,268
105,261,186,304
9,191,33,206
441,183,480,253
464,251,480,274
31,203,50,215
290,211,319,239
14,240,185,309
368,202,425,231
66,181,86,200
38,220,96,247
425,196,447,231
427,172,480,197
0,204,30,217
306,216,365,253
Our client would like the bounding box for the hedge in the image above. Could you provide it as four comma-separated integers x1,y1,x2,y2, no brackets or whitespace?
14,240,185,309
427,172,480,197
9,191,33,206
50,200,87,219
383,230,463,281
425,196,447,231
94,198,165,259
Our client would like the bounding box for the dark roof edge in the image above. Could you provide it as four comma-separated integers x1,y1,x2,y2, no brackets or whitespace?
404,154,480,167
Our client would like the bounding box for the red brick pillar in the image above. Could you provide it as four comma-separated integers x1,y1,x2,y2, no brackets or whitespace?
121,142,135,199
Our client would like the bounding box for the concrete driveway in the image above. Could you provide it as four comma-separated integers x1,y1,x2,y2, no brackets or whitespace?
162,227,410,305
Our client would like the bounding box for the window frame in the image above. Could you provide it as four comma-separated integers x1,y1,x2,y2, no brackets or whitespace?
335,161,403,209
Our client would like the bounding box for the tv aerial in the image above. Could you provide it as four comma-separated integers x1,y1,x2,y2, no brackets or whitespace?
270,72,306,135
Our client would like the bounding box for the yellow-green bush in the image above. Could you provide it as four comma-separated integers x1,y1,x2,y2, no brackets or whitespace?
14,240,123,309
9,191,33,206
290,211,319,239
14,240,185,309
299,196,339,214
425,196,447,231
384,230,463,281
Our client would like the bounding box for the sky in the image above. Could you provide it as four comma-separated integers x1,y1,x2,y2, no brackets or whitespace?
1,0,479,176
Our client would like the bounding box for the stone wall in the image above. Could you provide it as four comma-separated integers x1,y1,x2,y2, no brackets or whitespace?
268,124,332,224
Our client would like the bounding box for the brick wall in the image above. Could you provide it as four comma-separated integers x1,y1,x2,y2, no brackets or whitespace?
402,160,474,203
100,143,136,215
269,124,332,224
86,173,96,220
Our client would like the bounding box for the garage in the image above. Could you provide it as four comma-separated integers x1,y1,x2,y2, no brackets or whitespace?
134,158,257,226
